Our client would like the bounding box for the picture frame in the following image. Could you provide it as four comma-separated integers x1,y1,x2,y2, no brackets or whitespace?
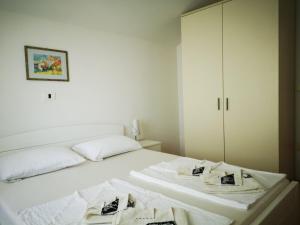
24,46,69,81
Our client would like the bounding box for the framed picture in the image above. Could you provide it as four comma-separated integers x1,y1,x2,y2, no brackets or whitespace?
24,46,69,81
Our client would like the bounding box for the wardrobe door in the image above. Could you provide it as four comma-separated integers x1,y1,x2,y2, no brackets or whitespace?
181,5,224,162
223,0,279,171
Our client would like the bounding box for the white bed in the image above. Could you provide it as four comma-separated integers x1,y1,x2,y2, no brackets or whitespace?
0,124,299,225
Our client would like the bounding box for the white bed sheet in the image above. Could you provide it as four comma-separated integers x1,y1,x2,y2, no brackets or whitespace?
0,149,290,225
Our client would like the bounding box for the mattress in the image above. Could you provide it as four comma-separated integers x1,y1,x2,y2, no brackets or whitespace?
0,149,290,225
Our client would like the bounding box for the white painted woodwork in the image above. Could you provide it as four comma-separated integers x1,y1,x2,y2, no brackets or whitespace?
181,0,295,176
181,4,224,162
223,0,279,171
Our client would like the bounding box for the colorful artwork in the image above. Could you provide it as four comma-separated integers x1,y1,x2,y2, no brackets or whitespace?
25,46,69,81
33,54,62,75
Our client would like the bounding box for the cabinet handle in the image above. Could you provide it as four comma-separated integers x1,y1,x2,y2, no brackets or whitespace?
217,98,221,110
226,98,229,111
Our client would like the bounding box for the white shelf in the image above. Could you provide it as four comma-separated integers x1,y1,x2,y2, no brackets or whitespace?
139,139,162,152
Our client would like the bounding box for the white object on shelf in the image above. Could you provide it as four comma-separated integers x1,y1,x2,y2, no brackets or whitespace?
132,119,141,140
139,140,162,152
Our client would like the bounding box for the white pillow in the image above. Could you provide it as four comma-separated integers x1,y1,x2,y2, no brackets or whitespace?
72,135,142,161
0,146,85,182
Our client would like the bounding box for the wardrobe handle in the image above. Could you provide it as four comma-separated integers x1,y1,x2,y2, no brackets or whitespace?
226,98,229,111
217,98,221,110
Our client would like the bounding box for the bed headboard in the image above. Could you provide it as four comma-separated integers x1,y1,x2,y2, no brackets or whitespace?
0,124,124,153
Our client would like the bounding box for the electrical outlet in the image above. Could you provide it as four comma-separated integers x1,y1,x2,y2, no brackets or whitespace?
45,92,56,101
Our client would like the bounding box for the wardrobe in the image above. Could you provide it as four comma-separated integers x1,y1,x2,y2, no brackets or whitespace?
181,0,295,178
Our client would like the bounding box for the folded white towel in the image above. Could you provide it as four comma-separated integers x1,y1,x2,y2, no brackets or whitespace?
173,208,188,225
85,193,132,224
113,208,188,225
177,161,207,177
85,211,114,224
19,192,87,225
202,165,243,186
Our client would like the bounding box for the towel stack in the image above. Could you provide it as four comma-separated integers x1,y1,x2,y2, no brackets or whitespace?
176,162,264,194
85,194,188,225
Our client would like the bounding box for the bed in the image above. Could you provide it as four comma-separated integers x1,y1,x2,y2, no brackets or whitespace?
0,124,299,225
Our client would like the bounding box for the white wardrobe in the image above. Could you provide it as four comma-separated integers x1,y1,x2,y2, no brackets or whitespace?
181,0,295,178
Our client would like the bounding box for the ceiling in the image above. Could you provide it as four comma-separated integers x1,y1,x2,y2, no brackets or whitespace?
0,0,216,44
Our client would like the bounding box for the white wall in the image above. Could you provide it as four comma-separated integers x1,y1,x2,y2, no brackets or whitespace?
0,10,180,154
